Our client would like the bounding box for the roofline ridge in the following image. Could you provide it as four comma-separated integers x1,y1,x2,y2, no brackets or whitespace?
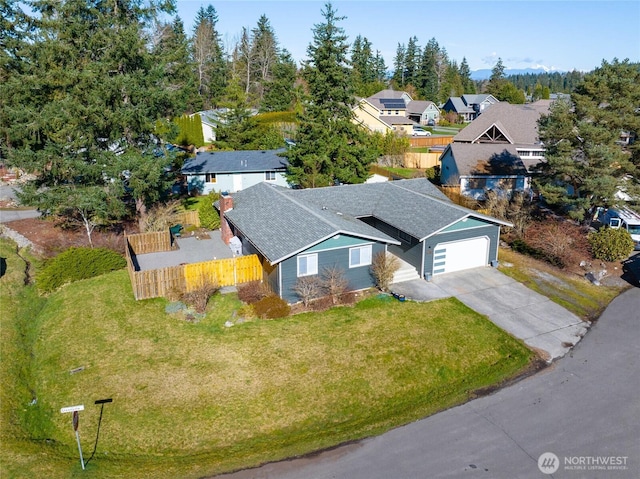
273,185,345,231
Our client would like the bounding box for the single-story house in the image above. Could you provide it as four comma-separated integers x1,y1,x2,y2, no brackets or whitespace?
181,149,289,195
218,179,511,303
440,101,551,198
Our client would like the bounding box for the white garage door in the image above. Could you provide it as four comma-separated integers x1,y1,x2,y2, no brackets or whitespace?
433,237,489,275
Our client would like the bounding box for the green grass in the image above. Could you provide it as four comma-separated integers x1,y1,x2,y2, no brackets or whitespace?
498,248,626,321
385,167,418,179
1,239,533,478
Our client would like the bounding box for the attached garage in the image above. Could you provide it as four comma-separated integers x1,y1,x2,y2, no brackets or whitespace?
433,236,489,275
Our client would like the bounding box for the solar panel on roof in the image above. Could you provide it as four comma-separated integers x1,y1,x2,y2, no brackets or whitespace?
379,99,406,109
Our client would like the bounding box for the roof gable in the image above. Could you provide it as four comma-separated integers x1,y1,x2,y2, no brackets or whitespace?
454,101,552,145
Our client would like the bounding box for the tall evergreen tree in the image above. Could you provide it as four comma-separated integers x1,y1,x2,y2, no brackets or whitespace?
251,15,279,104
391,42,406,87
416,38,439,101
535,59,640,220
283,2,379,188
4,0,183,235
459,57,476,93
151,17,201,114
261,50,299,112
351,35,385,97
191,5,227,108
403,36,420,88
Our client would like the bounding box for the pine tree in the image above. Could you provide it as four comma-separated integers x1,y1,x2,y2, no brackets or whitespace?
459,57,476,93
392,43,406,87
192,5,227,109
283,2,379,188
251,15,279,104
415,38,439,101
535,59,640,220
261,50,299,112
5,0,182,235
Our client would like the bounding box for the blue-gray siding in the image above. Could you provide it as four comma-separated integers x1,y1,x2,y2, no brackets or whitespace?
279,242,385,303
361,217,422,270
422,225,500,276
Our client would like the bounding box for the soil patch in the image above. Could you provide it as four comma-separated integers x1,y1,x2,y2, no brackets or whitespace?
4,217,130,257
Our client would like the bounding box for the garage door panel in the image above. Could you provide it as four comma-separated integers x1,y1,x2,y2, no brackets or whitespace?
433,237,489,275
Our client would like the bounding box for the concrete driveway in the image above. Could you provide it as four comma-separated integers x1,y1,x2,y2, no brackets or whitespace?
391,267,590,362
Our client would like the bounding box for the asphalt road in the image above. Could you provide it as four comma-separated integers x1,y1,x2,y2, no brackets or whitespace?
217,287,640,479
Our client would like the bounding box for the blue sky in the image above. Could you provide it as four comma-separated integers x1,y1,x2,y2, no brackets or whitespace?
174,1,640,73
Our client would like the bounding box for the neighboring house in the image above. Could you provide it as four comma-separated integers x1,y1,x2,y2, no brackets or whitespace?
218,179,511,303
352,98,394,134
441,94,499,122
181,149,289,195
440,100,551,198
191,107,260,144
190,109,223,143
351,89,441,135
406,100,440,125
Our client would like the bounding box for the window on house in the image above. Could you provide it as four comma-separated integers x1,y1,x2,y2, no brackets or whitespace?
265,171,276,181
297,254,318,277
205,173,216,183
349,245,372,268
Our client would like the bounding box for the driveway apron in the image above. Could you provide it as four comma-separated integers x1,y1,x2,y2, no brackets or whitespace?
391,267,590,362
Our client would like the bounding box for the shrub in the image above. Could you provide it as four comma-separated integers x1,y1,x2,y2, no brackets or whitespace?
237,280,269,304
588,227,635,262
522,220,590,268
198,191,221,230
253,294,290,319
370,252,399,291
140,200,183,233
37,247,126,293
292,276,323,307
321,266,348,304
181,283,219,314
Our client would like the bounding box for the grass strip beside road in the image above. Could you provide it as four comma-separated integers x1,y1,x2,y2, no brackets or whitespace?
1,240,533,478
498,248,626,321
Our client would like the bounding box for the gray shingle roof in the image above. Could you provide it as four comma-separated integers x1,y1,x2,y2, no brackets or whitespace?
225,178,509,264
181,149,288,175
224,183,400,264
454,101,551,145
444,143,529,176
406,100,437,115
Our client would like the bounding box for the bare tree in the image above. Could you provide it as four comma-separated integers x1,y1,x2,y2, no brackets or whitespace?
292,276,323,307
370,252,400,291
321,266,348,304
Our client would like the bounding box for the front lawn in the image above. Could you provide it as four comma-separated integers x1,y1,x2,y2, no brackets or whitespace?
1,239,533,478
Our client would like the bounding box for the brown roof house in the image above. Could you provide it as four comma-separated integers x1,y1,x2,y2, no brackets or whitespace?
439,100,552,199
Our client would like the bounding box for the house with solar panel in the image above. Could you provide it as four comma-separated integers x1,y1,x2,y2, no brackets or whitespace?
181,149,289,195
352,89,441,135
216,178,510,303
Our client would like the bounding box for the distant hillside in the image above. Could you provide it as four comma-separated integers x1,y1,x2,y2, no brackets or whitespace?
470,67,565,81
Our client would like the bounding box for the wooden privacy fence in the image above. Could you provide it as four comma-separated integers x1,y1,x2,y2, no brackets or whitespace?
175,210,200,227
125,231,262,300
